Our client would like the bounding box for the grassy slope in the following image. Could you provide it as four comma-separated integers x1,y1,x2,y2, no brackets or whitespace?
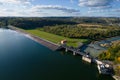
25,29,88,47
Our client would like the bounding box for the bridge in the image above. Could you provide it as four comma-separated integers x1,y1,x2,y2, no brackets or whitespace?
57,44,90,56
57,44,94,63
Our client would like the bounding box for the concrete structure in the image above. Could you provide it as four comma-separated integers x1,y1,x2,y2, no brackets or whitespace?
96,60,103,64
82,55,91,63
60,45,85,56
97,64,113,75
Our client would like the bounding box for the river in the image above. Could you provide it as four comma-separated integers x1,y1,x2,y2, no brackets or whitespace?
0,29,114,80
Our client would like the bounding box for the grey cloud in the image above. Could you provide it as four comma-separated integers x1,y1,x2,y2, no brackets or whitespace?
0,2,3,5
79,0,113,9
88,8,120,14
32,5,80,13
114,9,120,12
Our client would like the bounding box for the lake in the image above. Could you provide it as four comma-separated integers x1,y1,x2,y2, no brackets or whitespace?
0,29,114,80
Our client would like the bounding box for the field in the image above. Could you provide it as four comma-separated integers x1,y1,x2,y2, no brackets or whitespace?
77,24,102,27
25,29,89,47
77,24,107,31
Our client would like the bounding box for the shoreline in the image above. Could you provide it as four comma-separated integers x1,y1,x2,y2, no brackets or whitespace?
8,25,60,51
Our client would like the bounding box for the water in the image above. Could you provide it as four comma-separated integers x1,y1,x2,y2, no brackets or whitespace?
0,29,114,80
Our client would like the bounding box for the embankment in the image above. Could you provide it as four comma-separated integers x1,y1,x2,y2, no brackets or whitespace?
8,25,60,50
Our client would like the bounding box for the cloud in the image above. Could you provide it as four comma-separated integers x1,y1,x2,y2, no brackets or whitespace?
88,9,109,13
88,8,118,14
0,0,31,5
0,2,3,5
80,0,120,17
0,0,119,17
0,0,33,17
30,5,80,13
70,0,74,3
0,4,80,17
79,0,113,9
110,8,120,13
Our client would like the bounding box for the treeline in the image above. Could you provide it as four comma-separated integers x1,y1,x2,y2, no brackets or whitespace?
0,17,77,29
0,17,8,27
0,17,120,29
98,41,120,62
8,17,77,29
43,25,120,40
71,17,107,25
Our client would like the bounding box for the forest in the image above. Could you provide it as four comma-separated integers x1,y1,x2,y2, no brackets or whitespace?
98,41,120,62
0,17,120,28
0,17,77,29
43,24,120,40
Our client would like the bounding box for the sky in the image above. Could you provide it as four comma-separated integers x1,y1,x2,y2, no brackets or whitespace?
0,0,120,17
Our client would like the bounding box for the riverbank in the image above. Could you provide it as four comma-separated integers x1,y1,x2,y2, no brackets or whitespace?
8,25,60,50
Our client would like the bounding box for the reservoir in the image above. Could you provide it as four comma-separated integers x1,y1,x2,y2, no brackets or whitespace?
0,29,114,80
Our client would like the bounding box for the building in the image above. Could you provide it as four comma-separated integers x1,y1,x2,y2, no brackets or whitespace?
97,63,113,75
61,40,67,44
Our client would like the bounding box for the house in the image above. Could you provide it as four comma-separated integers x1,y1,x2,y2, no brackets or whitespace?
61,40,67,44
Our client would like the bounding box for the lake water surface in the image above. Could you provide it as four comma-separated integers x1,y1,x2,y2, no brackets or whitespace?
0,29,114,80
